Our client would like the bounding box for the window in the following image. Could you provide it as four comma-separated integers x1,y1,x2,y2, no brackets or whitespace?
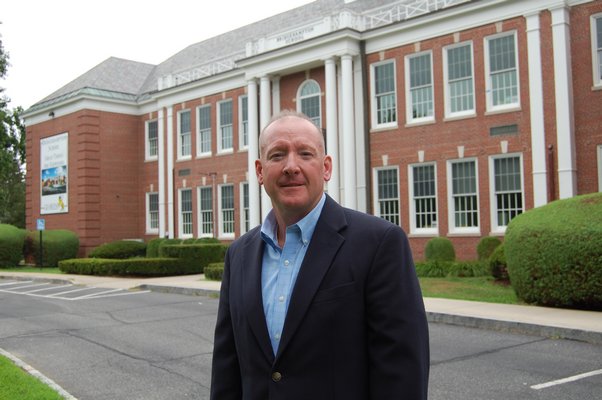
240,182,250,234
490,155,523,231
444,42,475,117
409,163,437,234
197,105,212,156
486,32,519,110
198,186,213,237
146,192,159,233
239,96,249,149
178,110,191,159
372,60,397,127
219,184,235,237
145,120,158,160
374,168,400,225
218,100,233,153
298,80,321,127
448,159,479,232
179,188,193,237
406,51,434,123
592,15,602,87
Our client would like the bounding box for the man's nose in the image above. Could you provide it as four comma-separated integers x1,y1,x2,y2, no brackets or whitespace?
283,154,300,175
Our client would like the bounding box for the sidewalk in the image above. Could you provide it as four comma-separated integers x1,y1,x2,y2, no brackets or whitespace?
2,271,601,344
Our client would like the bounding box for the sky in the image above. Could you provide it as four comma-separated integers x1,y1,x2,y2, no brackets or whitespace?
1,0,314,110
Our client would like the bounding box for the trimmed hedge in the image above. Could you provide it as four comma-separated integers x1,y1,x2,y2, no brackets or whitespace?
146,238,182,258
89,240,147,259
26,229,79,267
415,260,488,278
160,243,227,274
0,224,26,266
58,257,195,276
489,244,508,281
424,237,455,262
205,262,225,281
505,193,602,309
477,236,502,261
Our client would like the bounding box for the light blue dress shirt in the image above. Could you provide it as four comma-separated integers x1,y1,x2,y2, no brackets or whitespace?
260,194,326,354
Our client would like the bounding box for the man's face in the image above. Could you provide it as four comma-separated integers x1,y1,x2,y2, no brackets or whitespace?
256,116,332,224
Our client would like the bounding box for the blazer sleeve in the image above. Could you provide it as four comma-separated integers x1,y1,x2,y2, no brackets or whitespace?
210,248,242,400
365,224,430,400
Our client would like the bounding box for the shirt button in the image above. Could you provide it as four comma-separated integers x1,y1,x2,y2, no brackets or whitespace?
278,295,285,302
303,239,309,246
272,371,282,382
274,333,281,340
283,260,290,266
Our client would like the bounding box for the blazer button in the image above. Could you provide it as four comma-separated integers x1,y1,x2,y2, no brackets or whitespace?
271,372,282,382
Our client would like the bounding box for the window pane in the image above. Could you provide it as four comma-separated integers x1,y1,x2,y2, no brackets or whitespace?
448,44,474,113
409,53,433,119
494,157,523,227
199,187,213,235
300,80,319,96
148,121,158,157
489,35,516,73
180,111,191,133
377,169,399,225
375,62,395,94
220,101,233,151
448,45,472,81
148,193,159,230
413,165,437,229
241,96,248,147
452,161,478,228
199,106,211,130
180,111,191,157
375,62,396,125
181,189,193,235
221,185,235,234
410,54,431,88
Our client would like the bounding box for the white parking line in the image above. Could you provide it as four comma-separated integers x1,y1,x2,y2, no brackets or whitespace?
22,284,73,294
0,280,33,287
3,283,49,290
531,369,602,390
75,290,151,300
47,287,92,297
72,288,123,300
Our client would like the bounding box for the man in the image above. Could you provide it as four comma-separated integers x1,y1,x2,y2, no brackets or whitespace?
211,110,429,400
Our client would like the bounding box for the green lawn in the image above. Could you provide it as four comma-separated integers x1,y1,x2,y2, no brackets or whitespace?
419,276,519,304
0,354,63,400
0,266,62,274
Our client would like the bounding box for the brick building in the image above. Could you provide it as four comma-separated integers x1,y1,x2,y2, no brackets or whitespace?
23,0,602,259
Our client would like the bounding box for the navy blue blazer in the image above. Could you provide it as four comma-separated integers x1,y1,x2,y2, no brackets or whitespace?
211,195,429,400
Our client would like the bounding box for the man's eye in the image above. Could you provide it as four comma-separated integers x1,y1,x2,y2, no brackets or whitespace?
269,153,283,160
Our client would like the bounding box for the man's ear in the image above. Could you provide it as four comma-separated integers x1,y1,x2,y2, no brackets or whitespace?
255,159,264,185
323,155,333,182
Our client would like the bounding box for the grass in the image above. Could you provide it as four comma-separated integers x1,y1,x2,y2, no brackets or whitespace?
0,353,63,400
0,266,62,274
419,276,519,304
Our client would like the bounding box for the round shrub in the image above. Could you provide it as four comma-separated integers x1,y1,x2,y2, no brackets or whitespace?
505,193,602,309
424,237,455,262
489,244,508,281
89,240,147,259
27,229,79,267
0,224,26,266
477,236,502,261
205,262,224,281
146,238,182,258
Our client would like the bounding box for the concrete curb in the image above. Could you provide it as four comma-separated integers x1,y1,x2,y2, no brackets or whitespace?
0,347,77,400
137,284,220,297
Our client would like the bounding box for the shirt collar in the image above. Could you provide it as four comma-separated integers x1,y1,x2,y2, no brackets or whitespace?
261,193,326,250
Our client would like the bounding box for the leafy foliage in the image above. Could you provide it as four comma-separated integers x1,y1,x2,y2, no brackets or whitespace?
424,237,456,262
58,257,192,276
489,244,508,281
89,240,147,259
205,262,225,281
26,229,79,267
477,236,502,261
159,243,228,274
0,223,26,266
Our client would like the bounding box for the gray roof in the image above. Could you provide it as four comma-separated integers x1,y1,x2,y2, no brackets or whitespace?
29,0,460,111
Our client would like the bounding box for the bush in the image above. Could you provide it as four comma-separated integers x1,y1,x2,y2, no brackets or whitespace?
477,236,502,261
89,240,146,259
505,193,602,309
424,237,455,262
59,257,194,276
0,224,26,266
146,238,182,258
205,262,224,281
27,229,79,267
415,260,488,278
160,243,227,274
489,244,508,281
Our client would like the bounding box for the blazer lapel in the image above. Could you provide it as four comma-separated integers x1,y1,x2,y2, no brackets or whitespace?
241,230,275,363
275,196,346,360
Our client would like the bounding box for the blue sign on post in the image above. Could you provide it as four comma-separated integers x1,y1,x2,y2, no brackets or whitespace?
36,218,46,231
36,219,45,267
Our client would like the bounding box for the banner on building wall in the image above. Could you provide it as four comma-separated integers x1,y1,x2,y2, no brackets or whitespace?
40,132,69,214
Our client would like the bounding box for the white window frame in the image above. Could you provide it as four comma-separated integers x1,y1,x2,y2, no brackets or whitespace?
240,182,250,235
443,41,476,119
447,158,480,235
597,145,602,192
196,104,212,157
197,186,213,238
489,153,524,234
217,99,234,154
218,183,235,239
370,60,398,129
297,80,322,128
239,95,249,150
484,31,520,112
591,14,602,88
145,120,158,161
405,50,435,124
146,192,159,234
372,166,401,226
177,109,192,160
408,162,438,235
178,188,193,238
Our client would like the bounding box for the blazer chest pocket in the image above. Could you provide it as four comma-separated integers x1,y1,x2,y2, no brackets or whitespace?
312,282,357,304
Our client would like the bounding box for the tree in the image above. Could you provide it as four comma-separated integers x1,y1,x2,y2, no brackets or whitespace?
0,31,26,228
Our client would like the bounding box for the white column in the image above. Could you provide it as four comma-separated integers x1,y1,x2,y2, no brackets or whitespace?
341,54,356,209
166,106,175,238
272,76,281,115
247,79,261,229
325,58,340,203
260,76,273,220
158,108,166,237
551,6,577,199
526,12,548,207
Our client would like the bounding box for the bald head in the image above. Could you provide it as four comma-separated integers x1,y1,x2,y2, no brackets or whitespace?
259,110,325,158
